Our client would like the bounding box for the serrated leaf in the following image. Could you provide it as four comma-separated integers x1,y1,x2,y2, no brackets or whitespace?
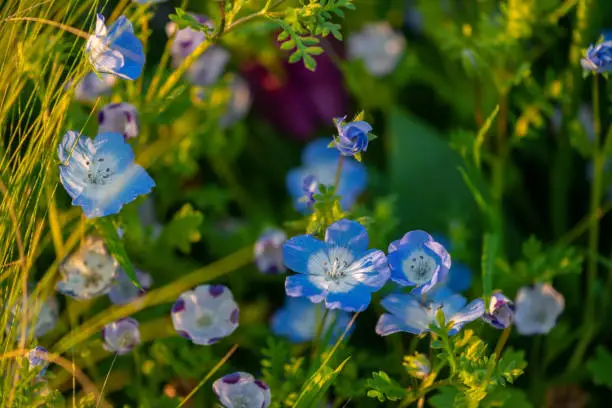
586,346,612,389
96,217,140,289
158,204,203,253
365,371,406,402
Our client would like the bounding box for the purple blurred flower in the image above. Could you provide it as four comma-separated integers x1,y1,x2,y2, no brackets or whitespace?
102,317,141,354
28,346,49,376
482,291,515,329
213,372,271,408
98,102,139,140
254,228,286,275
108,268,152,305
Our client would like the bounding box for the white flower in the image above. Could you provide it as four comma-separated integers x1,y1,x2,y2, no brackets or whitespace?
347,22,406,77
515,283,564,335
97,102,139,140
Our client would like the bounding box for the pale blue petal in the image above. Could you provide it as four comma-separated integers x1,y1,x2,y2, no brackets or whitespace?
285,274,325,302
93,132,135,172
59,165,86,200
325,219,369,252
325,283,371,312
283,235,325,274
397,230,433,247
380,293,415,316
441,294,467,317
286,167,309,212
387,247,417,286
447,263,472,293
302,138,340,166
107,16,145,80
348,249,390,289
388,238,402,253
450,298,485,326
376,313,410,336
343,120,372,135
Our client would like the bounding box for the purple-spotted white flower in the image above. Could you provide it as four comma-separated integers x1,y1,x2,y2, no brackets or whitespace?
69,72,117,103
86,14,145,80
514,283,564,335
254,228,286,275
102,318,141,354
482,292,515,329
98,103,139,140
332,115,372,157
108,268,152,305
388,230,450,294
28,346,49,376
347,22,406,77
376,293,484,336
283,219,390,312
213,372,271,408
57,236,118,300
171,284,239,345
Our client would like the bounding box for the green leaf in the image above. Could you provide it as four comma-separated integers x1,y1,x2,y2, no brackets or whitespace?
474,105,499,169
294,358,351,407
429,386,460,408
96,217,140,289
367,133,378,141
587,346,612,389
158,204,204,253
388,109,478,231
482,232,499,302
280,39,296,50
288,51,301,64
365,371,406,402
303,54,317,71
277,30,290,41
306,46,324,55
301,36,319,46
353,151,362,162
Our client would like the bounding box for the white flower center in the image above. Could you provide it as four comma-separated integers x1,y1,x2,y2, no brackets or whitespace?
403,249,436,284
322,247,354,280
196,311,214,328
117,331,134,349
86,155,115,185
230,395,251,408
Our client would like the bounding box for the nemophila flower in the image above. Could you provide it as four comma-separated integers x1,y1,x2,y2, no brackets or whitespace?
388,230,450,294
300,174,318,207
376,293,484,336
283,219,390,312
482,292,515,329
213,372,271,408
57,130,155,218
286,139,367,212
514,283,564,335
446,262,473,293
581,31,612,73
171,285,239,345
108,268,152,305
68,72,117,103
86,14,145,80
347,22,406,77
28,347,49,376
102,317,141,354
7,295,58,339
166,15,229,86
57,236,118,300
332,115,373,158
254,228,286,275
271,297,352,343
98,103,139,140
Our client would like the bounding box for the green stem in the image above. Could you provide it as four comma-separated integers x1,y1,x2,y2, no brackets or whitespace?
442,333,456,375
493,325,512,358
311,308,331,360
2,17,89,38
333,156,345,192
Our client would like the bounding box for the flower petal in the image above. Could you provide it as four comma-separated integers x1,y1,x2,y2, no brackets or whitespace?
283,234,325,274
285,274,326,302
325,219,369,253
347,248,390,289
449,298,484,333
375,313,409,336
324,283,371,312
302,138,340,166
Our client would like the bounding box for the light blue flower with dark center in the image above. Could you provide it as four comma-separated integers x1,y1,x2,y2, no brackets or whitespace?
283,219,390,312
581,31,612,73
68,72,117,103
271,297,353,343
482,291,515,330
28,346,49,377
213,372,271,408
514,283,564,335
86,14,145,80
332,115,372,157
58,131,155,218
388,230,450,294
108,268,152,305
376,292,484,336
286,139,367,213
254,228,286,275
171,285,239,345
102,317,140,354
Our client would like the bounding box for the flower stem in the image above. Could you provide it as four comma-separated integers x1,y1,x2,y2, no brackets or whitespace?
2,17,89,39
442,333,456,375
311,308,331,360
333,156,345,192
493,325,512,358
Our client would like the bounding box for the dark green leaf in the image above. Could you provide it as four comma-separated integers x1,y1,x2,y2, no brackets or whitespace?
587,346,612,389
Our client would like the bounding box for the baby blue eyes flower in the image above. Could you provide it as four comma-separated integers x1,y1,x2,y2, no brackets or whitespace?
347,22,406,77
57,236,118,300
57,130,155,218
482,291,515,330
86,14,145,80
300,174,318,207
286,139,367,213
7,295,58,340
514,283,564,335
108,268,152,305
69,72,117,103
271,297,352,343
445,262,473,293
332,115,372,157
102,317,141,354
388,230,450,294
254,228,287,275
213,372,271,408
581,31,612,73
98,103,139,140
171,284,239,345
283,219,390,312
376,293,484,336
28,346,49,376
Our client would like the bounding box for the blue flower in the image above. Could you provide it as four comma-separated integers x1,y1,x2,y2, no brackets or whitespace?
333,115,372,157
57,236,118,300
581,31,612,73
102,317,141,354
271,297,353,343
254,228,286,275
6,293,58,340
514,283,564,335
446,262,472,293
300,174,319,207
482,291,514,330
388,230,451,294
283,219,390,312
86,14,145,80
108,268,152,305
376,293,484,336
98,103,139,140
213,372,271,408
68,72,117,103
286,139,367,213
28,346,49,377
58,131,155,218
171,285,239,345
